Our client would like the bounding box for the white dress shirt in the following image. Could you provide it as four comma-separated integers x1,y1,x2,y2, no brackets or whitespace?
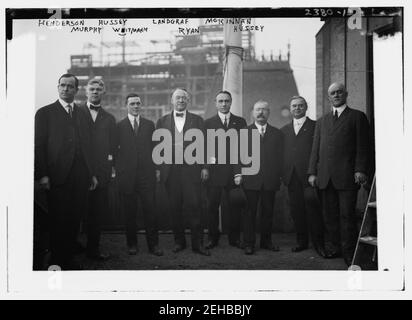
127,113,140,130
333,104,347,118
58,98,74,115
87,101,100,122
293,116,307,135
173,109,187,132
254,122,267,136
218,111,230,126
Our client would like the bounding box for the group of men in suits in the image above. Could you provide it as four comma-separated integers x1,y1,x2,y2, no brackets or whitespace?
35,72,371,269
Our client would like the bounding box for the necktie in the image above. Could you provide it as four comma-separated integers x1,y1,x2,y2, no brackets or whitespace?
223,116,228,128
133,117,139,135
176,112,184,118
90,104,101,111
260,126,265,137
333,110,339,123
67,105,73,118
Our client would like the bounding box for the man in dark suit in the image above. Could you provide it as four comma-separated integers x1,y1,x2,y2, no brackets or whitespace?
79,79,116,261
308,82,371,266
204,90,247,249
35,74,97,269
156,88,210,256
115,93,163,256
281,96,326,257
237,100,284,255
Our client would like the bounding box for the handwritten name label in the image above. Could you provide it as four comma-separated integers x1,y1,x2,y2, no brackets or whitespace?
71,26,103,34
152,18,189,25
113,27,149,35
203,18,264,32
38,19,85,27
204,18,253,25
98,19,128,26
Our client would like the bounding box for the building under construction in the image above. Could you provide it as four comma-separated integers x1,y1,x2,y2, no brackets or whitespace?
68,23,299,129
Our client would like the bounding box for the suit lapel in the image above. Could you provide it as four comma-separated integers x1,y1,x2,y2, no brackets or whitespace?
296,118,310,138
95,107,104,124
80,103,94,124
167,112,174,131
55,100,71,120
325,112,335,135
214,114,224,129
123,116,134,135
183,111,193,131
331,107,351,133
228,113,238,129
285,122,295,138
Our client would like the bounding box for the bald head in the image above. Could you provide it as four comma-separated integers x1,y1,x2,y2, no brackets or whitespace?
328,82,348,108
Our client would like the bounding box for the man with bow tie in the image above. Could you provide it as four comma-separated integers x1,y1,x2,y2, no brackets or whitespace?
281,96,326,257
204,91,247,249
35,74,97,269
79,78,116,261
115,93,163,256
156,88,210,256
308,82,371,266
236,100,284,255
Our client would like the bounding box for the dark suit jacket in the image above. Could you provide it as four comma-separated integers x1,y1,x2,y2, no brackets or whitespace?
80,104,116,188
281,118,316,187
241,123,284,191
155,111,205,184
308,107,370,190
35,100,94,186
204,113,247,187
115,116,156,194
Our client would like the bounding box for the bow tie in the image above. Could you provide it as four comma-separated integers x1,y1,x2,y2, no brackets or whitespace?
90,104,101,111
175,112,185,118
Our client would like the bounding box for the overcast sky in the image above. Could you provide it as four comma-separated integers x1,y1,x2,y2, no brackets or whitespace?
11,16,323,119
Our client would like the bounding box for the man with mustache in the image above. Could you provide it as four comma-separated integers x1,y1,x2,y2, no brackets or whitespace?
308,82,371,266
236,100,284,255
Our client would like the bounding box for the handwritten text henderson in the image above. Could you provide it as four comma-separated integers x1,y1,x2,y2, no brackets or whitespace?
152,128,261,175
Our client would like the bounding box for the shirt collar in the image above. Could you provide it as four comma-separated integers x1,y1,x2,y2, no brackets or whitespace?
293,116,307,126
333,104,347,117
58,98,74,110
218,111,230,122
254,122,267,131
174,109,187,117
87,101,101,109
127,113,140,124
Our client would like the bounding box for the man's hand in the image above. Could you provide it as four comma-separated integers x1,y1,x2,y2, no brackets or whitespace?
89,176,98,191
39,176,50,190
156,170,161,183
354,172,367,185
308,175,318,188
201,168,209,182
234,175,242,186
